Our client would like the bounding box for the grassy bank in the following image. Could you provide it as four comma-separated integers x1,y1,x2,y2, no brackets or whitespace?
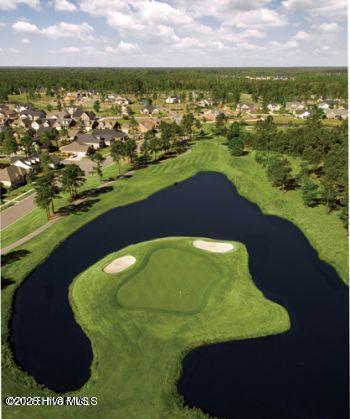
2,138,348,416
3,237,290,418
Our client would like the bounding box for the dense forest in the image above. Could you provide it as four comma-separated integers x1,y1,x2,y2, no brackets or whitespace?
0,67,347,103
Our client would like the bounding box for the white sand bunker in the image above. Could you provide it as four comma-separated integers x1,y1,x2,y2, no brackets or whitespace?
193,240,234,253
104,255,136,274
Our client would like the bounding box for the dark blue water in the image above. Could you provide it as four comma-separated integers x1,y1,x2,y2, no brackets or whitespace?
10,172,348,418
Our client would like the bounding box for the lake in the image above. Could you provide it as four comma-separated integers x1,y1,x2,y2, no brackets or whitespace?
10,172,349,418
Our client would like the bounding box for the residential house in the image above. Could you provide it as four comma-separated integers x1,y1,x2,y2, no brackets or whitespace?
92,128,127,145
20,109,47,121
236,102,258,113
267,103,282,112
324,109,348,120
165,96,181,104
62,115,77,129
197,98,213,108
94,119,120,130
75,133,104,149
285,101,305,111
318,102,331,110
0,165,29,188
138,120,159,133
203,109,220,121
60,141,90,158
105,95,131,105
294,110,311,119
141,105,160,116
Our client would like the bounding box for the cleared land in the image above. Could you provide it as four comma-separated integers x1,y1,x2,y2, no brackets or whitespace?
4,237,290,418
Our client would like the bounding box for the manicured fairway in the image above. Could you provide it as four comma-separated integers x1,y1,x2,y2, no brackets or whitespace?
117,245,224,312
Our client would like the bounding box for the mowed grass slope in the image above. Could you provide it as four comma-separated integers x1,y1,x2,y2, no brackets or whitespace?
3,237,290,419
117,244,223,313
2,138,348,415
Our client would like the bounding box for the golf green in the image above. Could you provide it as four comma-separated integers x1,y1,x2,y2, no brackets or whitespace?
117,246,224,312
65,237,289,418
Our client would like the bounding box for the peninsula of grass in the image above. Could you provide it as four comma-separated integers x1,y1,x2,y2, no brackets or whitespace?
3,237,290,418
2,138,348,414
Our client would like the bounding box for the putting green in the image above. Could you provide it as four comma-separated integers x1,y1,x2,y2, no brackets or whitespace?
117,246,223,312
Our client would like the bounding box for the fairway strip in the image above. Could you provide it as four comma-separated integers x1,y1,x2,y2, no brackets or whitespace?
104,255,136,273
193,240,234,253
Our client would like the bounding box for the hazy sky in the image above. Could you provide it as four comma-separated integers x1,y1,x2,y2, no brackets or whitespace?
0,0,347,66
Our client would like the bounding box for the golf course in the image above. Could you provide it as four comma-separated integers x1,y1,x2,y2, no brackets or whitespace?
2,139,348,419
14,237,289,418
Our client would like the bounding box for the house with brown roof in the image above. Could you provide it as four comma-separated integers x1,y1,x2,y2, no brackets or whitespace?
60,141,91,158
138,120,159,133
0,165,29,188
236,102,259,113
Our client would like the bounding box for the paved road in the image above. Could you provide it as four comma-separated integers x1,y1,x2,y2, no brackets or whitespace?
1,194,37,229
1,157,114,230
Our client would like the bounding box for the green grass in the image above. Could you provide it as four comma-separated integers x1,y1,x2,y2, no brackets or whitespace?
3,237,290,418
1,138,348,417
117,245,223,313
1,162,123,248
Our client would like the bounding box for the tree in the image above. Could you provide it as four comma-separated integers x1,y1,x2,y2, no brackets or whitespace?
93,100,101,113
39,128,59,150
40,151,52,173
19,132,34,157
111,141,125,174
226,122,240,142
181,113,195,140
60,164,86,200
141,138,151,160
267,157,293,190
34,172,60,219
124,139,137,164
144,130,157,160
301,179,319,207
214,112,227,135
90,151,105,183
2,129,18,155
253,116,277,150
228,137,245,156
319,181,337,212
129,117,139,140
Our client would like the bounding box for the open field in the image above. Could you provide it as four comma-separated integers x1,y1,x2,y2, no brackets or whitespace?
3,237,290,418
2,138,348,416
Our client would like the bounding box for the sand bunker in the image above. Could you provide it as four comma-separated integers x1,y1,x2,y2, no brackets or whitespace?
104,255,136,274
193,240,234,253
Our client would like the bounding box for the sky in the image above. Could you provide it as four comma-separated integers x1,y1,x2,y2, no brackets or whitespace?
0,0,347,67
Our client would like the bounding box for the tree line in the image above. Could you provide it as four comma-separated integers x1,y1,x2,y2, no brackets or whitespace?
0,68,347,103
